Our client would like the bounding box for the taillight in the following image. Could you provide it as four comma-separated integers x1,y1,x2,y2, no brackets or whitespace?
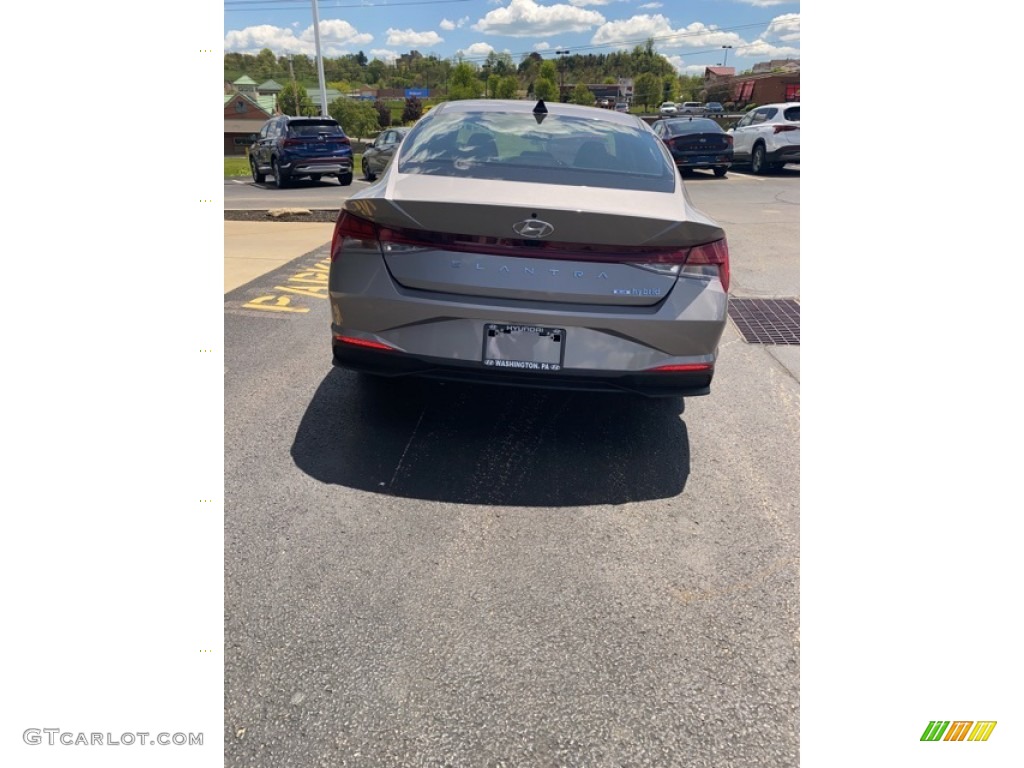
773,124,799,134
333,334,395,351
681,239,730,292
331,211,379,262
724,135,734,146
282,138,303,147
648,363,713,373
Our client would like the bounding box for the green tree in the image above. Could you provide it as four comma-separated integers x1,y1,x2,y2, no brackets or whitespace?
662,75,679,103
487,74,500,98
534,77,558,102
254,48,278,80
539,60,558,81
633,72,661,111
328,98,380,140
571,82,594,106
402,96,423,124
279,82,313,116
496,76,518,99
448,61,482,100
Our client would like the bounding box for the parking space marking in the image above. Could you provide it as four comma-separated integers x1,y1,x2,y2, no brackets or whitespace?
232,253,332,316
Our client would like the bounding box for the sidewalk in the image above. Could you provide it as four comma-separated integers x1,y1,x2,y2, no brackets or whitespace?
224,221,335,294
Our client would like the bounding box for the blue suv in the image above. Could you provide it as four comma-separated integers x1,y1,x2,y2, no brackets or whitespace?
250,115,354,188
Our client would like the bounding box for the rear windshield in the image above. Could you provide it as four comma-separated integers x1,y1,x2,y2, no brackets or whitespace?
396,110,676,192
666,118,723,134
288,120,345,137
783,106,800,121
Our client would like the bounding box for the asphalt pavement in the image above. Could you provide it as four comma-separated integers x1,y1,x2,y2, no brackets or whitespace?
223,172,799,766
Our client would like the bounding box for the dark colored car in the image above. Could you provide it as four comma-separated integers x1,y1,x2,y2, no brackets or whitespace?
651,117,733,177
704,102,724,115
360,127,410,181
249,115,353,188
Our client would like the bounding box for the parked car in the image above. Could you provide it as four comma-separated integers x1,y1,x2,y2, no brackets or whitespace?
614,102,629,113
361,127,410,181
651,117,733,177
704,102,724,115
658,101,678,116
249,115,354,188
729,102,800,174
679,102,704,115
328,99,730,398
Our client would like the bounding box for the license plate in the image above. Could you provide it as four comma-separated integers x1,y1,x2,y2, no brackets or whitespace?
482,324,565,372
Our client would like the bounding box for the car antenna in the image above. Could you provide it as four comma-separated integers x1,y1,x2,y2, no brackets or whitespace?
533,98,548,124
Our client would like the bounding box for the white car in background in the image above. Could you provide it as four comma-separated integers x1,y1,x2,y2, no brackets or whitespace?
658,101,678,116
729,102,800,174
679,102,704,115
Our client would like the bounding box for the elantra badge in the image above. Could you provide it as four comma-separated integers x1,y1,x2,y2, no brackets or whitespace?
512,219,555,239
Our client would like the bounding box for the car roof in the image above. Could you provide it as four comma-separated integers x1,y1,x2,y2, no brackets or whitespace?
429,98,645,128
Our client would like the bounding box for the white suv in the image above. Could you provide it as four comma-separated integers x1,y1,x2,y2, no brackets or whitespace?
679,102,703,115
729,102,800,174
658,101,678,116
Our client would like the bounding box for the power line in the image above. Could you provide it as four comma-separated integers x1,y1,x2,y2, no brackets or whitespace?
225,0,473,10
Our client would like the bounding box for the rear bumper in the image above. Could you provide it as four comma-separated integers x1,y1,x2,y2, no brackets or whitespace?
766,145,800,165
280,157,353,175
674,152,733,169
332,341,712,398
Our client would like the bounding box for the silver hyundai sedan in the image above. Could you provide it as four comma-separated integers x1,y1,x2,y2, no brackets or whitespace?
328,99,729,397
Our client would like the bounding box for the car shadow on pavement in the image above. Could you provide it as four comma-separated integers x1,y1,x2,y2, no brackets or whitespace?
291,368,690,507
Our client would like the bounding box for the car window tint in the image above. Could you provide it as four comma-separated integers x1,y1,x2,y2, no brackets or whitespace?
667,119,722,134
397,111,676,193
288,120,344,137
783,106,800,121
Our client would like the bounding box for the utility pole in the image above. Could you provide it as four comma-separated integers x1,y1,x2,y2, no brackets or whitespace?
288,55,299,115
310,0,329,116
722,45,733,69
556,48,569,102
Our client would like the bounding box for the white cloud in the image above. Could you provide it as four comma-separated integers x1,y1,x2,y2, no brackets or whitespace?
224,22,372,56
440,19,456,31
592,15,744,50
370,49,399,63
459,42,496,57
638,2,663,8
682,64,706,76
385,28,444,47
765,13,800,43
734,39,800,59
313,20,374,47
664,54,684,72
735,0,789,6
225,25,306,55
568,0,611,5
473,0,605,38
533,41,551,50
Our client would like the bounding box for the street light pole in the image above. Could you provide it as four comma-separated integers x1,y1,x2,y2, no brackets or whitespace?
310,0,329,116
556,48,569,101
722,45,733,68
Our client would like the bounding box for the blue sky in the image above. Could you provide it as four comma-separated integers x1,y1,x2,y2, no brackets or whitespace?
223,0,800,76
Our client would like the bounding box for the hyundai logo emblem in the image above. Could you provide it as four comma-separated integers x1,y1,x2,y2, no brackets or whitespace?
512,219,555,239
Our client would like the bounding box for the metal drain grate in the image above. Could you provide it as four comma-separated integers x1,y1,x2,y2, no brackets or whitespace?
728,298,800,345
